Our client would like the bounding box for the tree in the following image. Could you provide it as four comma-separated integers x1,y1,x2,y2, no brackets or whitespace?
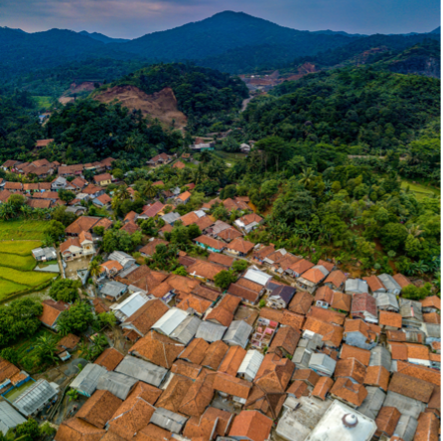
34,335,58,364
58,189,76,203
89,256,103,281
0,347,18,365
214,270,237,289
94,312,117,330
57,302,94,336
67,389,79,402
44,220,65,243
14,419,41,441
51,205,76,226
49,279,80,303
380,223,408,252
187,224,202,240
173,266,188,276
232,259,248,273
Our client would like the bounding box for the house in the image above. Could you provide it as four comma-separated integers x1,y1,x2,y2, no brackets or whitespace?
345,279,368,294
330,377,368,408
378,274,402,295
140,238,168,257
92,193,112,208
351,293,378,323
93,173,112,186
110,292,150,322
195,321,227,343
51,176,68,191
100,260,123,278
58,164,84,177
286,259,314,278
108,251,136,270
150,408,188,434
175,190,191,205
229,410,273,441
234,213,263,234
0,401,26,436
374,292,399,312
32,246,57,262
60,231,95,261
172,160,186,170
269,326,300,357
331,291,352,313
420,295,441,313
194,235,226,253
191,141,215,151
39,299,70,330
267,285,296,309
187,260,225,282
114,355,168,388
147,153,171,166
65,216,108,236
289,291,313,315
223,320,253,348
393,273,413,290
324,270,347,291
56,334,81,361
13,379,59,417
94,348,124,371
363,275,386,294
100,281,127,301
308,353,336,376
139,201,165,219
343,320,378,350
96,370,137,401
161,211,181,225
69,363,107,397
208,252,234,267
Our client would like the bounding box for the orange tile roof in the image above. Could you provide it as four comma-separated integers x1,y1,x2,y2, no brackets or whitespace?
331,291,351,312
179,338,209,365
288,291,313,315
201,340,229,370
414,412,440,441
187,259,225,281
137,424,172,441
0,358,20,384
363,365,390,391
156,374,194,413
423,312,441,324
177,190,191,201
307,306,346,326
420,295,441,310
288,259,314,275
183,406,232,440
227,237,255,254
363,275,385,292
393,273,412,288
379,311,403,329
334,358,366,384
340,344,371,366
269,326,300,355
170,359,203,380
343,318,378,342
388,372,434,403
94,348,124,371
166,274,199,295
177,294,212,315
100,260,123,274
214,373,253,399
195,235,226,251
55,417,105,441
312,376,334,400
300,267,328,284
218,345,247,376
286,380,309,398
405,343,430,360
375,406,401,437
255,353,295,393
292,369,320,387
206,306,234,327
395,360,440,387
208,252,234,267
314,285,333,303
178,371,215,417
330,377,368,407
303,317,343,347
124,299,169,337
280,310,305,330
324,270,347,289
76,390,122,429
39,299,69,327
228,410,273,441
389,342,408,360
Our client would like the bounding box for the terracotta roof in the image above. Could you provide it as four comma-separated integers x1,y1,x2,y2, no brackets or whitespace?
94,348,124,371
414,412,439,441
179,338,209,364
125,267,168,292
82,184,102,195
137,424,172,441
280,310,305,330
259,307,283,323
245,386,286,420
393,273,412,288
236,277,263,293
55,417,105,441
170,359,203,380
177,294,212,315
228,410,273,441
405,343,430,360
156,374,194,413
76,390,122,429
216,227,243,242
119,220,140,234
92,298,109,315
325,270,348,288
173,161,186,170
65,216,102,235
201,340,229,370
141,201,165,218
331,291,351,312
195,216,214,231
28,199,51,209
0,190,11,203
303,317,343,347
300,267,328,284
253,244,275,260
379,311,403,328
93,173,112,183
330,377,367,407
129,330,184,369
343,318,378,343
187,260,225,281
238,213,263,226
191,284,220,302
351,293,377,318
269,326,300,355
292,369,320,387
423,312,441,324
208,252,233,267
183,406,232,440
179,371,215,417
340,344,371,366
286,380,309,398
4,182,23,190
255,353,294,393
217,294,242,313
388,372,434,403
375,407,401,437
140,239,169,257
389,342,408,360
420,295,441,310
100,260,123,274
57,334,81,352
195,235,225,251
363,275,386,292
0,358,20,384
314,285,333,303
312,376,334,400
363,365,390,391
214,373,253,399
307,306,346,326
288,291,313,315
334,358,366,384
288,259,314,275
124,299,169,337
39,299,69,327
206,306,234,327
180,211,199,226
227,238,255,254
218,345,247,376
166,274,199,295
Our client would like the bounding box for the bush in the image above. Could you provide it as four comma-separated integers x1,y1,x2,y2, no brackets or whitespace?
232,259,248,273
49,279,80,303
402,283,432,300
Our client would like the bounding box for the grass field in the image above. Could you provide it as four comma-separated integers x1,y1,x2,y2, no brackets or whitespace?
0,220,47,240
33,96,53,108
0,240,43,255
0,279,29,296
401,180,440,201
0,266,56,287
0,253,36,271
213,151,247,166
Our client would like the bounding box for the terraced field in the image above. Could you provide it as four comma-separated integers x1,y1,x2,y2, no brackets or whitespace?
0,220,47,240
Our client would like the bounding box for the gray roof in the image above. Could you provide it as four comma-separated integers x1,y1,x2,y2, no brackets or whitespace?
100,280,127,297
32,246,57,261
211,220,231,234
161,212,181,224
223,320,253,348
108,251,136,268
243,268,273,286
293,347,312,369
393,415,418,441
118,263,139,279
70,363,106,396
96,371,137,400
309,353,336,376
357,386,385,419
0,401,26,435
195,321,227,342
169,315,201,345
374,292,399,310
383,391,425,419
114,355,168,388
150,407,188,433
13,379,58,417
237,349,264,381
345,279,368,294
152,308,188,336
400,299,423,322
298,336,324,351
420,322,441,339
378,274,402,292
369,346,392,371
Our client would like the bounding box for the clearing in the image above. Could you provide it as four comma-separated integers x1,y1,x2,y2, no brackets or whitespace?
0,220,47,240
401,180,440,201
213,150,247,166
33,96,53,108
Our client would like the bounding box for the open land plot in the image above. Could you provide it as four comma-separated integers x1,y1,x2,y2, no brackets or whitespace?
0,266,57,287
401,180,440,201
0,240,43,256
0,220,47,241
0,253,36,271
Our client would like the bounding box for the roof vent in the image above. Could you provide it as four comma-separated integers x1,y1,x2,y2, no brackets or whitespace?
342,413,358,428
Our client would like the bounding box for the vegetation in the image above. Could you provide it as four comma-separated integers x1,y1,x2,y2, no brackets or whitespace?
0,220,48,240
49,279,81,303
57,302,95,336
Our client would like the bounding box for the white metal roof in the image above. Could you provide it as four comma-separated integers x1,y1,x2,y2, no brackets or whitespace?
244,268,273,286
152,308,188,336
13,379,58,417
110,292,149,317
0,401,26,435
70,363,106,396
305,400,377,441
237,349,264,380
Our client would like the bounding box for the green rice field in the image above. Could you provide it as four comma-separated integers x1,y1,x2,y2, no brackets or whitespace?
0,266,56,287
0,240,43,256
0,279,29,296
0,220,47,240
401,180,440,201
0,253,37,271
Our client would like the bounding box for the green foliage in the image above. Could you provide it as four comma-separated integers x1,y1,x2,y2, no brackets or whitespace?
49,279,80,303
57,302,94,336
232,259,248,273
0,298,43,349
51,205,77,227
44,220,66,243
0,347,18,365
214,270,237,289
402,282,433,300
95,312,117,330
33,335,59,364
146,243,179,272
102,229,142,253
173,266,188,276
14,418,41,441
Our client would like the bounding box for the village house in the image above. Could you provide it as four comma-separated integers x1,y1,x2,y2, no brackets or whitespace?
39,299,70,331
266,285,296,309
226,237,255,257
93,173,113,187
194,235,226,253
60,231,95,261
296,265,330,293
92,193,112,208
175,190,191,205
147,152,172,166
286,258,314,278
234,213,263,234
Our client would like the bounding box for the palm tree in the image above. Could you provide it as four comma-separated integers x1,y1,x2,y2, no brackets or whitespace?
142,181,156,200
111,195,120,211
34,335,58,364
406,224,424,238
116,185,130,201
298,167,315,187
89,258,102,282
67,389,79,402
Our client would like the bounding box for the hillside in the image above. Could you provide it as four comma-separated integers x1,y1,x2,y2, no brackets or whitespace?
79,30,130,44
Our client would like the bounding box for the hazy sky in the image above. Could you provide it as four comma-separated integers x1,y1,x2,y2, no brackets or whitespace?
1,0,440,39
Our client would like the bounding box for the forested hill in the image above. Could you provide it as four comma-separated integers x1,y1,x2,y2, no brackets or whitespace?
242,67,440,150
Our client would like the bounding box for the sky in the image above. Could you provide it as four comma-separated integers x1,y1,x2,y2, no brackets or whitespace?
0,0,440,39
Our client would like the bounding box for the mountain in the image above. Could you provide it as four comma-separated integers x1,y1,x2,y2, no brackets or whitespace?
79,30,130,44
430,27,441,34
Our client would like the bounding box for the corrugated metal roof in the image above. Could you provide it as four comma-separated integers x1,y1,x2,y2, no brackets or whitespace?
13,379,58,417
374,292,399,310
237,349,264,380
345,279,368,294
369,346,391,371
195,321,227,342
383,391,425,419
110,292,149,318
151,407,188,433
223,320,253,349
169,315,201,345
244,268,273,286
358,386,385,420
293,347,313,369
0,401,26,435
70,363,106,396
114,355,167,388
96,371,137,400
378,274,402,292
309,354,336,376
152,308,188,336
393,415,418,441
